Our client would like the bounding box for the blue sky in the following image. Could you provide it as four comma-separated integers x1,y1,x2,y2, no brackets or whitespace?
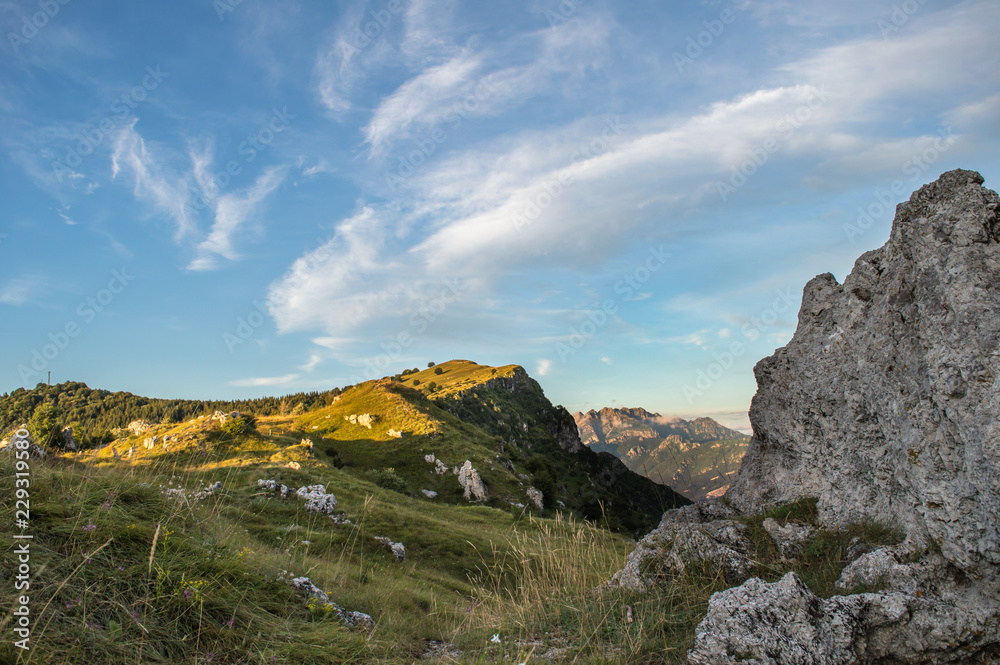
2,0,998,432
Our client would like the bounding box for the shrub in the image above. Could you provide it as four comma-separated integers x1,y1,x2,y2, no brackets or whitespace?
412,379,421,386
427,382,437,391
434,367,443,375
221,414,257,437
427,361,436,368
371,468,407,493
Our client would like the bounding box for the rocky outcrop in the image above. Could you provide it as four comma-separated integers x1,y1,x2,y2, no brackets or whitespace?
607,500,755,591
374,536,406,561
526,487,544,509
689,170,1000,664
689,571,1000,665
127,420,152,436
728,170,1000,592
286,576,373,628
457,460,487,501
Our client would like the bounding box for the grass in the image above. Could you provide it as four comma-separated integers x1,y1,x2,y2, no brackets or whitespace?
0,363,911,664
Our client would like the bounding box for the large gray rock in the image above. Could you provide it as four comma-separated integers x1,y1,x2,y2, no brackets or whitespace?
688,571,1000,665
607,500,755,590
692,170,1000,664
727,170,1000,594
457,460,488,501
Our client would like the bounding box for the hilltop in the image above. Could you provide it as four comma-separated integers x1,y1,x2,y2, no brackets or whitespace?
573,407,749,500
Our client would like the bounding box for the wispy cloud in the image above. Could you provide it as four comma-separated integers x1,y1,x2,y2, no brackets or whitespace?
111,122,195,239
536,359,553,376
187,166,286,271
229,373,299,387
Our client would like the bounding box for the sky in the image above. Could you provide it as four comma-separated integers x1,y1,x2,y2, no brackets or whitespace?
2,0,998,433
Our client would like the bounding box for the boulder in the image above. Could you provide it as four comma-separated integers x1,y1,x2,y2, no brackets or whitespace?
374,536,406,561
526,487,544,510
457,460,487,501
127,420,152,436
691,170,1000,663
727,170,1000,595
607,500,755,591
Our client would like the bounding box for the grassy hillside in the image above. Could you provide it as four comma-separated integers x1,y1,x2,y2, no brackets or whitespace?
0,368,906,664
574,408,750,501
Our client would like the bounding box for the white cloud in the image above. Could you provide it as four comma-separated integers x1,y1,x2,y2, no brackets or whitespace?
269,0,998,348
536,359,553,376
600,357,612,365
229,374,299,388
187,166,285,271
299,354,323,372
111,122,195,239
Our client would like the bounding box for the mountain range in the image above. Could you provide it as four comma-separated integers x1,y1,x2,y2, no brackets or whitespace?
573,407,750,500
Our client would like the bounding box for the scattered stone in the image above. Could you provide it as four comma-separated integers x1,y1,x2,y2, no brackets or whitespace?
457,460,488,501
257,478,292,498
296,485,337,515
344,413,376,428
762,517,814,560
526,487,544,510
285,461,301,470
425,453,449,475
388,428,403,438
301,438,314,450
288,576,373,629
421,489,438,498
127,420,152,436
143,436,158,450
374,536,406,561
61,426,78,451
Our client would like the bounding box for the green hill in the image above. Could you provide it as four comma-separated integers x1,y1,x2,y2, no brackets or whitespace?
573,407,750,501
0,361,699,664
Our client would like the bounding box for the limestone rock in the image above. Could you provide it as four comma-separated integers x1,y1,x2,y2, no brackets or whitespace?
607,500,754,590
387,428,403,438
728,170,1000,594
288,576,373,629
424,453,449,475
61,426,78,451
457,460,487,501
688,571,1000,665
374,536,406,561
762,517,813,561
526,487,544,510
421,489,438,498
296,485,337,515
127,420,152,436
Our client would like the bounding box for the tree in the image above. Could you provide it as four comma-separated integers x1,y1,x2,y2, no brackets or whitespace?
221,414,257,437
434,367,443,375
427,361,436,368
427,382,437,391
29,403,61,447
412,379,421,386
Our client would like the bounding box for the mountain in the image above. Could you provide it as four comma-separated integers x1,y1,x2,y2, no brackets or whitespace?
1,360,688,536
573,407,749,500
